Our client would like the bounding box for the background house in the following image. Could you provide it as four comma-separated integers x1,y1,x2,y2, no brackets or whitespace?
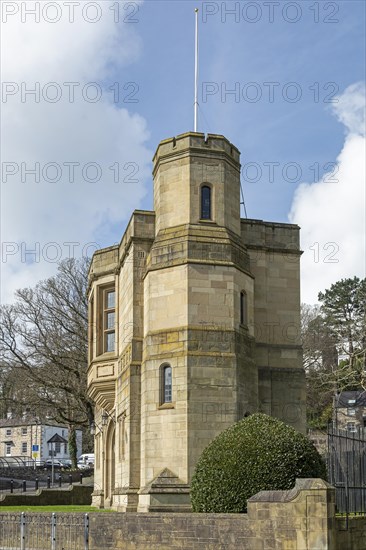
0,414,82,464
334,391,366,432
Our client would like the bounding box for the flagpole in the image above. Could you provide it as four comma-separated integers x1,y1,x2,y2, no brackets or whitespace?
194,8,199,132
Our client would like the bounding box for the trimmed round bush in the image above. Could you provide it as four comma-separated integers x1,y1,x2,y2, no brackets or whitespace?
191,413,326,513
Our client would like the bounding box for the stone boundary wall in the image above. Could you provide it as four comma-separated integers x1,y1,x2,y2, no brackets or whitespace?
335,516,366,550
89,478,335,549
0,480,366,549
89,512,253,549
0,484,92,506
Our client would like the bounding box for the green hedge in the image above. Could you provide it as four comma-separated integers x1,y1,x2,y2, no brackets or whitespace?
191,413,326,513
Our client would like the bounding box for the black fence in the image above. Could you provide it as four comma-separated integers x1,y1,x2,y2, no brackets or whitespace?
327,424,366,519
0,473,85,495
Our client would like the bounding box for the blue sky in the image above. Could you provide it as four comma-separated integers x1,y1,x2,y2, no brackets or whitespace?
1,0,365,303
115,1,365,220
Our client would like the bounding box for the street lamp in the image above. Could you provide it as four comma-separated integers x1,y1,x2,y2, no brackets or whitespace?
90,410,115,435
47,433,67,486
102,411,110,426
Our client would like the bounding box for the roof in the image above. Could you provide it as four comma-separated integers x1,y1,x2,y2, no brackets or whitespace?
47,433,67,444
336,391,366,408
0,417,68,429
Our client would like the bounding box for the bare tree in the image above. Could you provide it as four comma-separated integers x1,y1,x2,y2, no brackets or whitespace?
0,258,93,465
301,304,337,428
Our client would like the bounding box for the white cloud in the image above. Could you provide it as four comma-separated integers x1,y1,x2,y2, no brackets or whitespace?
289,82,366,304
1,1,152,304
331,82,366,136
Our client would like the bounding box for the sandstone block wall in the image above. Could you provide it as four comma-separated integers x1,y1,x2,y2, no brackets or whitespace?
336,516,366,550
241,219,306,433
153,133,241,236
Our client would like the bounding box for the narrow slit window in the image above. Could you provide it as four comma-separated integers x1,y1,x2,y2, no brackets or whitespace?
162,365,172,404
201,186,211,220
240,291,247,325
119,414,126,461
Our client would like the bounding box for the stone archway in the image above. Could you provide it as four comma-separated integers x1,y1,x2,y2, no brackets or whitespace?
104,421,115,506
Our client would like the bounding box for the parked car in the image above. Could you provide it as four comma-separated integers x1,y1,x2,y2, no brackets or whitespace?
59,459,72,468
44,459,71,470
77,453,95,469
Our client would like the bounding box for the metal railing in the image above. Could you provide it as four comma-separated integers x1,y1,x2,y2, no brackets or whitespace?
0,475,84,495
0,512,89,550
327,424,366,522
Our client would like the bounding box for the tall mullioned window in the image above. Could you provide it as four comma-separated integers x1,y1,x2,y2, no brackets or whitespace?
201,185,211,220
89,295,94,362
161,365,172,404
103,288,115,353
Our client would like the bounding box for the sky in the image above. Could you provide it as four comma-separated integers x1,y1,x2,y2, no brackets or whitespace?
1,0,365,305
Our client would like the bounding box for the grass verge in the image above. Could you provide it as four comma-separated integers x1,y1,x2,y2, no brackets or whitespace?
0,505,113,513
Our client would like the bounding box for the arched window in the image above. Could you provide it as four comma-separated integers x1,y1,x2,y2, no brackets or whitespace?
201,185,211,220
161,364,172,404
240,291,247,325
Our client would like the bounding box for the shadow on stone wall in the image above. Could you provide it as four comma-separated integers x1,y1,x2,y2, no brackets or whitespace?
0,484,92,506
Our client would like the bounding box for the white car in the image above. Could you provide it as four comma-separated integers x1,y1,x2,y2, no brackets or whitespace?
77,453,95,469
77,461,92,469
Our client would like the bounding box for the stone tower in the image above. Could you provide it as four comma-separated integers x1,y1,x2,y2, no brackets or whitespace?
87,132,306,512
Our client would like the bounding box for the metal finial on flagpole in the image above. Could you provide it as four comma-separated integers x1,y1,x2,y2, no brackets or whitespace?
194,8,199,132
